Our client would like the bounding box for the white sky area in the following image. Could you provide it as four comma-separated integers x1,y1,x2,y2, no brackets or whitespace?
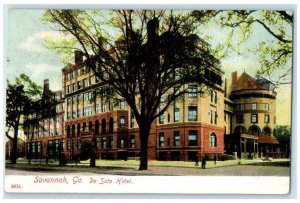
6,9,292,125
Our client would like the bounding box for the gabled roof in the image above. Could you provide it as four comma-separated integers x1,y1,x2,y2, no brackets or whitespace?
232,72,269,92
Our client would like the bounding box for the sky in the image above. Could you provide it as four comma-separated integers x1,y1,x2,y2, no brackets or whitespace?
5,9,292,126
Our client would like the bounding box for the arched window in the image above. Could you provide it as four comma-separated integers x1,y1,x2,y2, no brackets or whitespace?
67,125,70,137
263,126,271,136
210,133,217,147
249,125,261,135
77,124,81,137
234,125,246,134
109,117,113,133
72,124,75,137
83,122,86,132
102,119,106,134
95,120,99,135
89,121,93,131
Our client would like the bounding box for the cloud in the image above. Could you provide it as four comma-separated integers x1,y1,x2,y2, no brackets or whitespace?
25,63,62,91
18,31,73,53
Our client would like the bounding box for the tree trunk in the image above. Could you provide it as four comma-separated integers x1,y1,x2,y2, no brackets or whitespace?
28,142,32,164
11,127,18,164
139,124,151,170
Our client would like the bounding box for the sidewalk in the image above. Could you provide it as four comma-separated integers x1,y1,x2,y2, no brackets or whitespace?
5,158,290,176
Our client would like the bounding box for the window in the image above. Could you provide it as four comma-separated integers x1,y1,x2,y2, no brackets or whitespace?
56,105,59,113
159,132,164,147
94,121,99,135
119,100,125,110
159,114,164,124
120,139,125,148
210,90,217,104
67,85,71,94
252,103,257,110
167,113,170,122
77,94,82,103
251,114,258,123
72,83,76,92
72,96,76,105
174,108,180,122
236,114,244,124
77,81,82,90
67,140,71,150
50,129,54,136
96,138,100,149
188,106,197,121
108,136,113,148
102,103,107,112
95,104,99,114
83,92,88,101
188,130,197,146
174,131,180,147
109,118,113,133
264,104,269,111
72,110,76,118
130,135,135,148
67,98,71,106
188,85,197,98
214,111,218,124
89,76,93,85
101,137,107,149
237,104,244,111
264,115,270,123
83,79,88,88
130,112,135,128
67,112,71,120
210,110,213,124
77,109,81,118
210,133,217,147
56,116,60,124
263,127,271,136
89,121,93,131
119,116,125,128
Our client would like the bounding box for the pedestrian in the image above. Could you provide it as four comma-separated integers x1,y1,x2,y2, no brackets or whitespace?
194,155,199,166
201,155,206,169
46,154,49,165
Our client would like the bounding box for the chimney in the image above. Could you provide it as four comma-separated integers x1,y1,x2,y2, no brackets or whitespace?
75,50,83,64
147,18,159,43
231,71,238,86
43,79,49,93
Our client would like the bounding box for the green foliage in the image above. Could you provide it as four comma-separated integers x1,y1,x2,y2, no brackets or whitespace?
193,10,293,85
274,125,291,142
6,74,42,130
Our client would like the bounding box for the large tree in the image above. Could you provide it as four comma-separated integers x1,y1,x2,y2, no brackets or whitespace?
192,10,293,85
43,10,221,170
6,74,42,164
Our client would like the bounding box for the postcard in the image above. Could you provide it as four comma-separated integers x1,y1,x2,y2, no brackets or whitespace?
4,7,293,194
